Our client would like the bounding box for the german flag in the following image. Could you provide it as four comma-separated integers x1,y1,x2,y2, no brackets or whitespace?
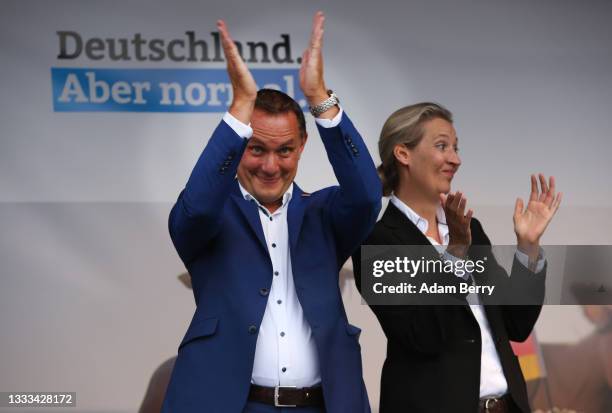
511,333,545,381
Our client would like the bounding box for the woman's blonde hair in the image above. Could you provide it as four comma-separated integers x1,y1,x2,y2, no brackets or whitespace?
377,102,453,196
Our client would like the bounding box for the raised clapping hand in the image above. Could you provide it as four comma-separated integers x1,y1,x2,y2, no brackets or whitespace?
440,191,473,259
299,11,339,119
216,19,257,124
513,174,562,260
218,12,337,123
441,174,562,263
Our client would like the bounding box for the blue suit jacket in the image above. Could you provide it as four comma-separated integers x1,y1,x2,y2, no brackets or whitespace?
162,113,381,413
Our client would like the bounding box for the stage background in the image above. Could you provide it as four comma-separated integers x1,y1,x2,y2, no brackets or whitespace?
1,0,611,411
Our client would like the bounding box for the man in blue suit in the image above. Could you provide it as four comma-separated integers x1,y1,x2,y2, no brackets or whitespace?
162,12,381,412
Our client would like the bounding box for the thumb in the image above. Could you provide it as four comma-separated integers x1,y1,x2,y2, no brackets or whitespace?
513,198,523,222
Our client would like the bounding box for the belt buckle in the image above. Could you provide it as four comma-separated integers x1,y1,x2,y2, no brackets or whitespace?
274,385,297,407
485,397,498,412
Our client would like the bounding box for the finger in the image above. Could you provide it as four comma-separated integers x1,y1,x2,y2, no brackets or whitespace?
538,173,548,202
458,196,467,218
514,198,524,222
551,192,563,215
309,11,325,51
301,49,310,65
217,19,229,38
451,191,463,211
299,49,309,82
444,192,455,209
217,20,243,63
545,175,556,207
217,20,234,52
530,174,538,202
465,209,474,229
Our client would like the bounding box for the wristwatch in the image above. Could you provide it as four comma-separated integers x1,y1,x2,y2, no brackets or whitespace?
309,90,339,117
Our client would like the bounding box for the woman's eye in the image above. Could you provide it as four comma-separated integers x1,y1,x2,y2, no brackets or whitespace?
436,143,447,150
454,146,459,153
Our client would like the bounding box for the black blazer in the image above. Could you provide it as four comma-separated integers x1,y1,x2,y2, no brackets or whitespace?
352,202,545,413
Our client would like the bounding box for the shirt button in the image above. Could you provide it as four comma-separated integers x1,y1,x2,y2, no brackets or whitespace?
280,331,285,337
259,288,269,296
269,216,273,221
277,300,282,304
274,271,279,276
281,367,287,373
271,243,276,248
248,325,257,334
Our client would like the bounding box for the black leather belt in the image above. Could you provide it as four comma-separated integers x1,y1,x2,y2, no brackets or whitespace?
248,384,324,407
478,393,512,413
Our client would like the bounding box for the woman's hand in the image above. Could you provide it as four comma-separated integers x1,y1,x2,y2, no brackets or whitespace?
441,191,473,258
514,174,562,260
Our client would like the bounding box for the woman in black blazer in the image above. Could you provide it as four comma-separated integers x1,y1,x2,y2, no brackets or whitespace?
352,103,562,413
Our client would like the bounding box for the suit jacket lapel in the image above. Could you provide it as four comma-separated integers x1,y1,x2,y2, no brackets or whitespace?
230,181,268,253
382,202,432,246
288,183,306,251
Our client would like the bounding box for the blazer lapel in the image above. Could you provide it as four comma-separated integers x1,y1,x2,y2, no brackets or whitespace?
288,183,307,251
230,182,268,253
382,202,432,246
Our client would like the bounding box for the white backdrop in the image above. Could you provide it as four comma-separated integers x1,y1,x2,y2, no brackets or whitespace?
1,0,611,411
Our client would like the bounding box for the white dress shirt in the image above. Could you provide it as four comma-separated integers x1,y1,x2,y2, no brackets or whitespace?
390,195,544,398
222,108,343,387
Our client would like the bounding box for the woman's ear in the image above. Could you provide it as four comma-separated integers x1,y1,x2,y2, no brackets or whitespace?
393,144,411,167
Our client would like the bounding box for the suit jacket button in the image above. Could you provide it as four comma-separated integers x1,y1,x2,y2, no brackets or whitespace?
260,288,269,296
248,325,257,334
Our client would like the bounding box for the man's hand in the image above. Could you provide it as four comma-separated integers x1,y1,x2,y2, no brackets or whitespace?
299,11,339,119
217,19,257,124
441,191,473,258
514,174,562,260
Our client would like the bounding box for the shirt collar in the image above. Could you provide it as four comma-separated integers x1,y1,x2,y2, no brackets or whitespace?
238,181,293,213
390,194,449,243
